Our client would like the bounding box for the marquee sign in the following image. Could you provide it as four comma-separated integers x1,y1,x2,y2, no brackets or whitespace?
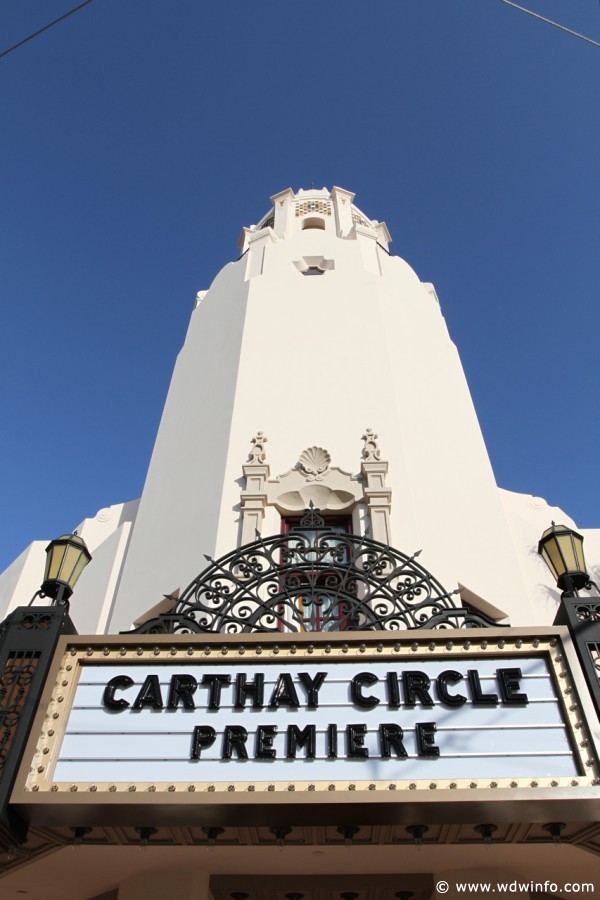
12,629,600,826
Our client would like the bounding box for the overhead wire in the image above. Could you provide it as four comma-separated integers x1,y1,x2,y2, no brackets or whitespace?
498,0,600,48
0,0,96,61
2,0,598,60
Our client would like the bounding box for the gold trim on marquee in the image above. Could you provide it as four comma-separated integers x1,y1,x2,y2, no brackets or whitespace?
20,629,600,801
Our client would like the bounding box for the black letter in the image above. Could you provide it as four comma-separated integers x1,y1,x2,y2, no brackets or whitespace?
379,723,408,759
327,723,338,759
256,724,278,759
102,675,133,710
234,673,264,709
351,672,380,708
436,670,467,707
201,674,231,710
286,724,316,759
497,668,528,705
167,674,197,710
297,672,327,709
222,725,249,760
386,672,401,709
415,722,439,758
402,671,434,707
268,674,300,709
132,675,163,710
346,723,369,759
467,670,498,706
190,725,216,759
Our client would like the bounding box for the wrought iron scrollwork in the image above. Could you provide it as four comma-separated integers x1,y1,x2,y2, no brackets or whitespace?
129,513,500,635
573,601,600,622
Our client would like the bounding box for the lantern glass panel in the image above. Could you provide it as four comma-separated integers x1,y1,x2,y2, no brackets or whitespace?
572,533,585,571
541,538,563,581
556,532,579,573
70,551,90,588
45,542,65,582
60,543,83,586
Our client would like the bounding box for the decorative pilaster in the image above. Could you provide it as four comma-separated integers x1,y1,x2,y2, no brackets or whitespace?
270,187,295,239
554,595,600,719
0,605,76,850
374,220,392,252
361,428,392,545
330,185,355,237
240,432,270,544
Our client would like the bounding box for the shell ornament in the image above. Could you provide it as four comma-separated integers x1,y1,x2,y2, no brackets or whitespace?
298,446,331,480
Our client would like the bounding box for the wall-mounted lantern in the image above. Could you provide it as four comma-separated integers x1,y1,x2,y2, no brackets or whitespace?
538,522,589,596
38,532,91,606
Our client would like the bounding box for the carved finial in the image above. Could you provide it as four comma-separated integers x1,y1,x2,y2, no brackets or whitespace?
298,446,331,481
248,431,268,464
362,428,381,461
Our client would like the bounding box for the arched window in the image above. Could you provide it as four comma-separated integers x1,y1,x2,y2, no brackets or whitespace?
301,217,326,230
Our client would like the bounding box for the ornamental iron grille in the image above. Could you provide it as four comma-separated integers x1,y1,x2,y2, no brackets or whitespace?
0,651,40,780
554,594,600,719
129,509,499,635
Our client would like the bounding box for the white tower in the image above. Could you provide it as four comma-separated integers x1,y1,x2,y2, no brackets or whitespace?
3,186,597,633
107,187,572,632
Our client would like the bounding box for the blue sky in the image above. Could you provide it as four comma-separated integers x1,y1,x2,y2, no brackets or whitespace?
1,1,599,576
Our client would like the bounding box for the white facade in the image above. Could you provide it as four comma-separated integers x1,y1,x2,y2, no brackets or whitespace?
3,187,600,900
1,186,598,633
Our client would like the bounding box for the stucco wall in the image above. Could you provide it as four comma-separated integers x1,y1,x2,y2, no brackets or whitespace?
2,188,598,633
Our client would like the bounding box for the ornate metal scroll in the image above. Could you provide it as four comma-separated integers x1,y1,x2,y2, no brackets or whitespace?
129,512,499,635
570,600,600,623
